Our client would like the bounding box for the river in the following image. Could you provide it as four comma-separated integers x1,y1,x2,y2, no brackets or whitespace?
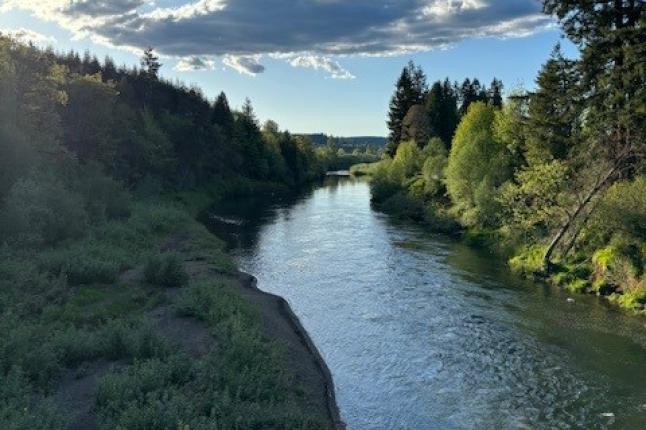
206,175,646,430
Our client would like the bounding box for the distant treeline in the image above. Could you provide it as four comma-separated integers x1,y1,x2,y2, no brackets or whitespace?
303,133,386,150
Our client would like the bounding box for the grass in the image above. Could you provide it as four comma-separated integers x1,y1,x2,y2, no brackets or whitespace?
0,195,329,429
144,253,189,288
93,282,330,430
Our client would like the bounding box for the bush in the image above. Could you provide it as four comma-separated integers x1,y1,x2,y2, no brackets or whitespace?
0,367,68,430
75,164,131,223
565,278,590,293
420,137,448,197
0,175,87,246
509,245,546,275
37,242,122,285
610,284,646,310
144,253,188,288
100,319,170,361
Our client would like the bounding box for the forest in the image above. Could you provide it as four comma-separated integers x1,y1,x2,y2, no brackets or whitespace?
0,36,335,429
356,0,645,311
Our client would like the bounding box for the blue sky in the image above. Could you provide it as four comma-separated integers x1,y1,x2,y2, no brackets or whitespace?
0,1,578,136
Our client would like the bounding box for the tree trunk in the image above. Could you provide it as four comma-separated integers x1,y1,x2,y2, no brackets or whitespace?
561,198,599,260
542,164,620,271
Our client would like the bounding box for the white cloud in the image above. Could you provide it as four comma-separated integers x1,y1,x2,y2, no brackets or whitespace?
423,0,487,17
1,0,552,78
174,56,216,71
288,55,355,80
0,27,56,46
145,0,225,20
222,54,265,76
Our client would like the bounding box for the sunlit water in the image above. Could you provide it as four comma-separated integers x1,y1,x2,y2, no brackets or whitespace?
205,175,646,430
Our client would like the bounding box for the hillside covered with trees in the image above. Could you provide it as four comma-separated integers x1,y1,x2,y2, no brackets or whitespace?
357,1,645,312
0,36,337,429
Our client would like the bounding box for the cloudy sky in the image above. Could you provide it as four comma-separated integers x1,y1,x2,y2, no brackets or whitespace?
0,0,576,136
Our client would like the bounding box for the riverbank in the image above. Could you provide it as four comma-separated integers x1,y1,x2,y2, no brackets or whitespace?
350,163,646,317
0,194,342,429
205,175,646,429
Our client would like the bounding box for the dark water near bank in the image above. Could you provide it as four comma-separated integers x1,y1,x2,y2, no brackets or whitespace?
206,175,646,430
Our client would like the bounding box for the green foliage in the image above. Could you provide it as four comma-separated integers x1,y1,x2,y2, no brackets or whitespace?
420,137,448,197
94,283,331,430
386,61,427,155
425,79,459,146
565,278,590,294
144,253,189,288
63,74,119,164
0,174,87,246
499,160,570,240
588,177,646,247
611,287,646,311
446,102,512,227
75,164,132,223
509,245,547,275
0,367,68,430
350,161,382,177
401,104,432,146
527,44,581,161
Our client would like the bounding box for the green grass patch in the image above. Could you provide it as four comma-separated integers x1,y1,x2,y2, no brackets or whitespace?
144,253,189,288
93,282,332,429
509,245,547,275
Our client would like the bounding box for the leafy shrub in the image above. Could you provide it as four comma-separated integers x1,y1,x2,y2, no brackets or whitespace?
37,243,121,285
370,159,401,203
509,245,547,275
75,164,131,223
0,318,63,389
565,278,590,293
100,319,170,361
144,253,188,288
422,202,460,234
610,283,646,310
0,175,87,246
588,177,646,247
0,367,68,430
420,137,448,197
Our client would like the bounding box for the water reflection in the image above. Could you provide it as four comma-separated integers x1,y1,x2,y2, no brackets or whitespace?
204,176,646,430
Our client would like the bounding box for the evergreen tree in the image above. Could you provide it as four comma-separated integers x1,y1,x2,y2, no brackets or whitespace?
140,47,161,79
537,0,645,268
211,91,235,137
425,79,459,146
386,61,426,156
103,56,119,81
543,0,644,168
472,78,488,103
489,78,504,108
459,78,476,116
527,44,581,161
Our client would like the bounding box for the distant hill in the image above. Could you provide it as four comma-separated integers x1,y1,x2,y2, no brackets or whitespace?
300,134,387,148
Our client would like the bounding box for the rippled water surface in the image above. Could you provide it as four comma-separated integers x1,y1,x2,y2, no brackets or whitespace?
206,175,646,430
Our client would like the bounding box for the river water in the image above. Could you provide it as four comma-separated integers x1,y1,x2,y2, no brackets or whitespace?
206,175,646,430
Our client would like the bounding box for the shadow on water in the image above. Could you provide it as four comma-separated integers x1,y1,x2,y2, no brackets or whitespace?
203,175,646,430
